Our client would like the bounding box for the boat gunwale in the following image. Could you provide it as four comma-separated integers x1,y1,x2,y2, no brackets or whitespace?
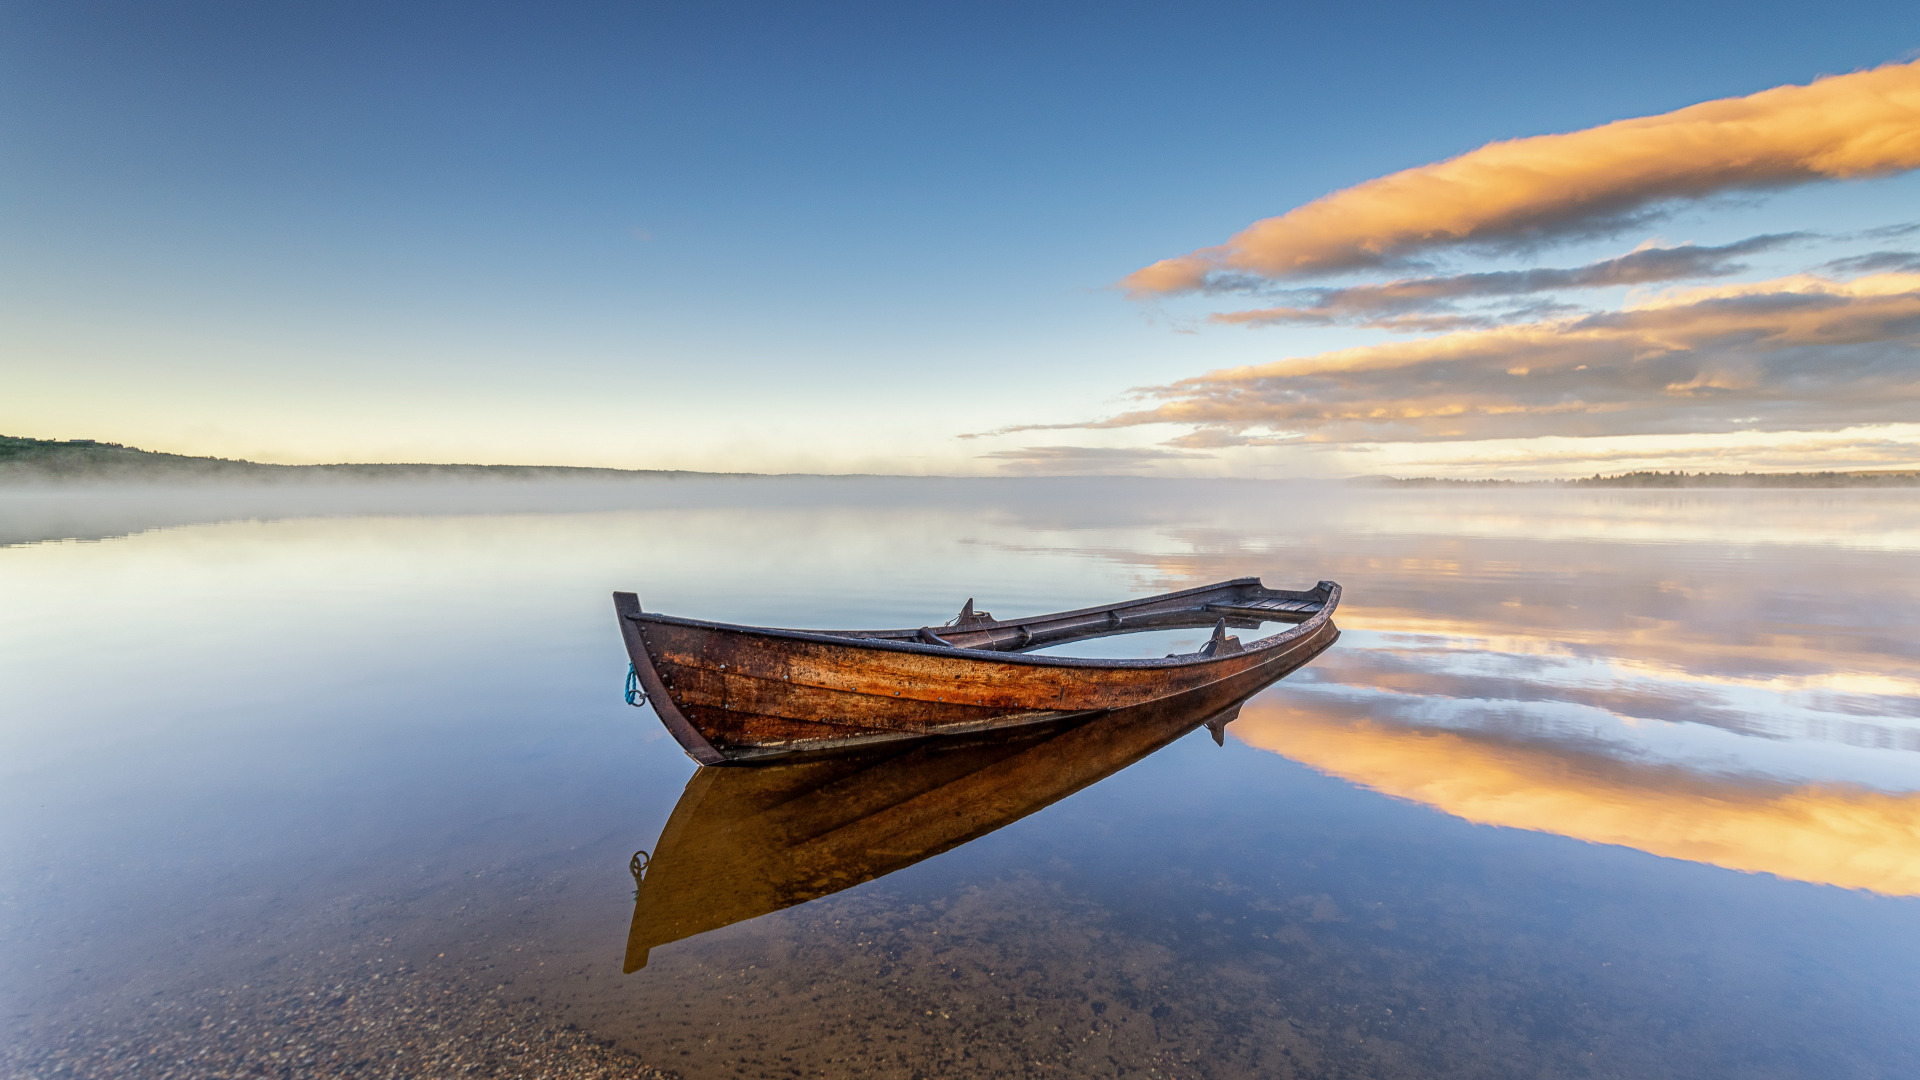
828,575,1270,637
624,578,1340,671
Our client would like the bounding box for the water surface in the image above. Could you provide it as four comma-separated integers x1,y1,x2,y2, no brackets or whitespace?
4,479,1918,1078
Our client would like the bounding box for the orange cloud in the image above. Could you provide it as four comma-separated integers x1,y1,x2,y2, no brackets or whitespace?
1234,704,1920,895
1124,59,1920,292
1090,273,1920,442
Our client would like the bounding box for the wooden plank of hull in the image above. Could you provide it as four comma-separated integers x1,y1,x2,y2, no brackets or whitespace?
616,579,1339,763
623,647,1332,970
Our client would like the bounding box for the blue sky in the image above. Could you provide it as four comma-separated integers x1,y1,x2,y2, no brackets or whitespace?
6,1,1919,476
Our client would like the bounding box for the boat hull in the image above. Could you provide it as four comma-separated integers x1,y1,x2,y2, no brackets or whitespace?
615,578,1339,764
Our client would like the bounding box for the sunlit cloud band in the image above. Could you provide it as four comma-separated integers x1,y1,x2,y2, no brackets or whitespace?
1091,272,1920,444
1125,59,1920,293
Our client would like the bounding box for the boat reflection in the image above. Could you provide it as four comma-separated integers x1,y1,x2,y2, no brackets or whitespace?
624,673,1286,971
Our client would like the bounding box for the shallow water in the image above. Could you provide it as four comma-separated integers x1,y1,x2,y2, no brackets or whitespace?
4,479,1919,1078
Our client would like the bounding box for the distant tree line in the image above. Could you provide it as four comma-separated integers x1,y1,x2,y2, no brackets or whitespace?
0,435,703,482
1364,469,1920,488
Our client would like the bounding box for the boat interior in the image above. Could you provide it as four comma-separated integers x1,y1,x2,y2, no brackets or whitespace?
819,577,1335,655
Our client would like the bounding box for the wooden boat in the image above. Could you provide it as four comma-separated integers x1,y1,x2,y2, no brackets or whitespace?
624,668,1301,971
613,576,1339,765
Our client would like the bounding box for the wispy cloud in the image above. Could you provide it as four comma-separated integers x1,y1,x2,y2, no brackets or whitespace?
1211,235,1802,328
1822,250,1920,275
1083,273,1920,444
976,444,1212,475
1123,59,1920,293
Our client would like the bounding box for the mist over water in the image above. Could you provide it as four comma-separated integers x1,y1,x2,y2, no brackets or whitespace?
4,479,1919,1078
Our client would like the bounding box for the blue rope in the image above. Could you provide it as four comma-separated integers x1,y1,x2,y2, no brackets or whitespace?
624,663,649,708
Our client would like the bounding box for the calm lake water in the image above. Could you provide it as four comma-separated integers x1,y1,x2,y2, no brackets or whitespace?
4,478,1919,1079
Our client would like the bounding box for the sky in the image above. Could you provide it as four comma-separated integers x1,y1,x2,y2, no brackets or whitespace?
5,1,1920,478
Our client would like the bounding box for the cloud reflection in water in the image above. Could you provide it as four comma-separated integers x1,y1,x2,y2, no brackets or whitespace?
991,488,1920,894
1236,702,1920,895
